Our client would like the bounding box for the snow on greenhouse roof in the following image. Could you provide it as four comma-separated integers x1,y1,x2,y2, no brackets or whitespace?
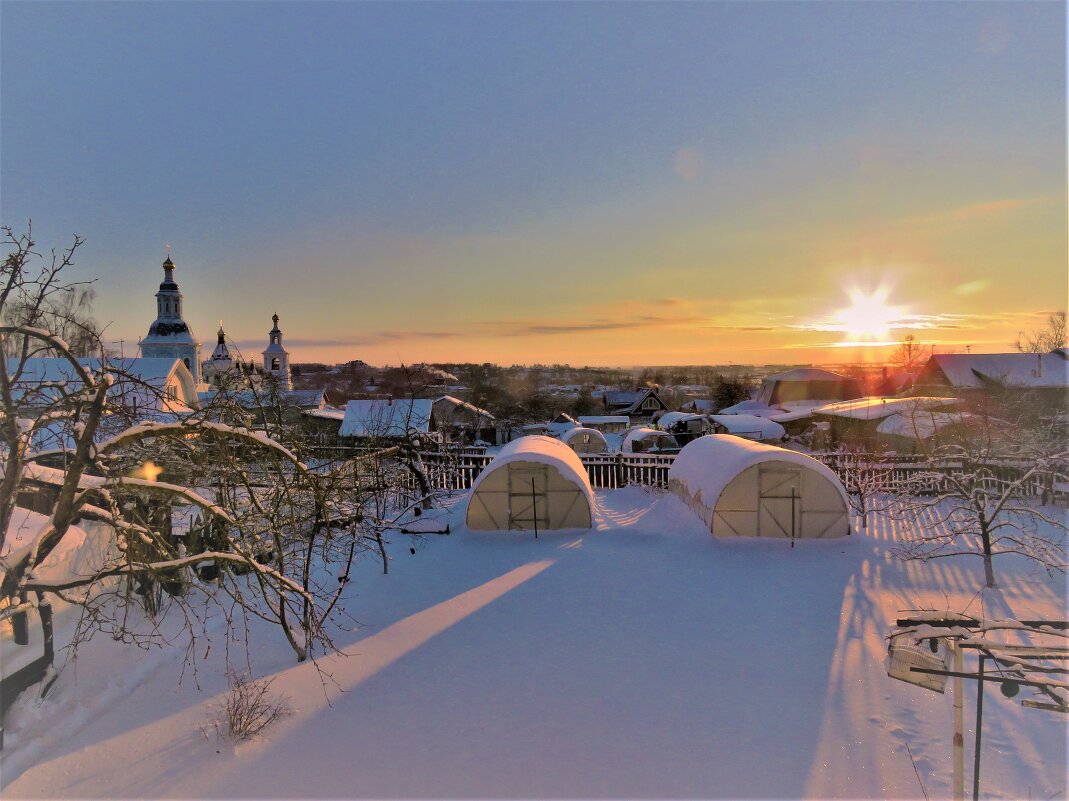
709,414,785,440
469,435,593,502
669,435,849,514
875,411,982,440
339,399,434,437
813,396,958,420
560,426,608,446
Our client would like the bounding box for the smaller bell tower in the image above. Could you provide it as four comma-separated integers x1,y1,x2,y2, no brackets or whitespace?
262,313,291,390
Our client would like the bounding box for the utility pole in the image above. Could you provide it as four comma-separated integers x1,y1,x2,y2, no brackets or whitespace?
952,641,964,801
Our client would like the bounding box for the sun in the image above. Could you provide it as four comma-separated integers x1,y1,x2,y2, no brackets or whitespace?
833,286,904,343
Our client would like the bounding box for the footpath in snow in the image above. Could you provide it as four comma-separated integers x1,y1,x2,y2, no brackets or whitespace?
2,487,1066,799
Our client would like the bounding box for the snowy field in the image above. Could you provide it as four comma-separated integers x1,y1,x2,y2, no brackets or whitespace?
2,487,1066,800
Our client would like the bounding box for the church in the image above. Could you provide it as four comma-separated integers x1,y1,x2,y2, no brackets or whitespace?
140,252,292,391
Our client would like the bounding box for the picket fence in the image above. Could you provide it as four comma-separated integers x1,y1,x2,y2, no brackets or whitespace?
417,451,677,490
416,449,1067,500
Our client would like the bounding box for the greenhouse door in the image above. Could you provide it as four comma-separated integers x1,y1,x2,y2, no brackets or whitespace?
758,464,802,539
508,464,549,531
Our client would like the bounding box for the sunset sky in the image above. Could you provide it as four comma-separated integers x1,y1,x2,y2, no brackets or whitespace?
2,2,1065,367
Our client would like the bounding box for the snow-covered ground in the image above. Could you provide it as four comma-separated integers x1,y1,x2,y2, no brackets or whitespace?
2,488,1066,799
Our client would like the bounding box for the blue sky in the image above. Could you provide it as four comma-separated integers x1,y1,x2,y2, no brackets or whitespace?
2,2,1065,366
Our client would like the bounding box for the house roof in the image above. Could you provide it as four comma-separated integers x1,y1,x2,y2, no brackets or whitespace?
7,357,194,412
433,395,495,421
339,398,434,438
921,352,1069,389
680,399,717,413
763,367,853,382
8,356,182,389
576,415,631,426
604,388,665,414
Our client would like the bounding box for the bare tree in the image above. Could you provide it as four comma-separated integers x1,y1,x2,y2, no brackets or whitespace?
1014,311,1067,354
835,447,895,530
887,402,1068,588
1,225,403,677
888,334,930,372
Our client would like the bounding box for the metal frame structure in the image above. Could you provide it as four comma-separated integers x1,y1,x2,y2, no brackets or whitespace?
888,615,1068,801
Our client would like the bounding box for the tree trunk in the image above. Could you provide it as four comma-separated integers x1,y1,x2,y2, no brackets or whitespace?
979,522,997,588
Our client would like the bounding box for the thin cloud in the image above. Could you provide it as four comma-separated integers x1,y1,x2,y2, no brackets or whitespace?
476,313,704,338
906,196,1057,227
702,324,778,332
790,312,969,333
233,331,459,349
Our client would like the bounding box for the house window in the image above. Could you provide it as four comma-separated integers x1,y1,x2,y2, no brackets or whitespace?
643,397,660,410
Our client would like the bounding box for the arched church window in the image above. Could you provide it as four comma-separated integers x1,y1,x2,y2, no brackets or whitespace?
184,357,191,370
271,358,280,371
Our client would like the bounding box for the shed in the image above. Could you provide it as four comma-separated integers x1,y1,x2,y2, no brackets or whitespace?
622,427,681,454
560,426,609,454
668,435,850,539
576,415,631,434
465,436,594,531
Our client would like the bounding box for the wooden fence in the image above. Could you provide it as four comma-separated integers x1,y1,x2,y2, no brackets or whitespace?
417,451,677,491
812,453,1068,501
416,449,1066,500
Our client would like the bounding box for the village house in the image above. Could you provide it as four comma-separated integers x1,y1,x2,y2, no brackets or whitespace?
431,395,497,445
912,350,1069,411
601,388,670,422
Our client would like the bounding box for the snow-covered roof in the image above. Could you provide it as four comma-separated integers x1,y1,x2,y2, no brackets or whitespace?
603,388,665,414
604,390,644,405
8,357,181,390
680,399,717,414
922,352,1069,389
717,399,820,423
622,427,679,452
433,395,495,421
657,412,707,431
8,357,194,413
470,435,593,502
339,399,434,438
304,406,346,421
669,435,849,512
576,415,631,426
813,396,959,421
717,399,782,417
764,367,852,382
709,415,786,441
